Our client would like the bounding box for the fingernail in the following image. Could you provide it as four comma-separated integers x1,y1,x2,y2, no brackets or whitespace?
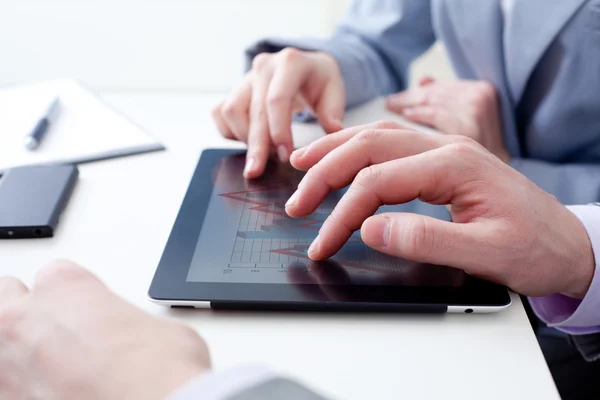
381,218,390,247
367,217,390,248
292,146,307,159
244,157,256,177
277,145,290,163
308,235,320,258
285,190,299,208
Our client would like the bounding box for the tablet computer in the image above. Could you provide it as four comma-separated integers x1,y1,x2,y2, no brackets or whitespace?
149,149,511,313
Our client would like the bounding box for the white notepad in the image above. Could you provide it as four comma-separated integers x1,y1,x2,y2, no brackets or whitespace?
0,79,165,171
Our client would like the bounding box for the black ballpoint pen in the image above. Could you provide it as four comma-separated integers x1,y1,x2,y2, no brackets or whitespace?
24,97,60,151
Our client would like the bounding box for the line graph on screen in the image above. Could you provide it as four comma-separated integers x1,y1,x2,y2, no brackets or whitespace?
219,185,403,274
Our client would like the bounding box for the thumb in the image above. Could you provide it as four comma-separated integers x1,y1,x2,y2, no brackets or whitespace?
361,213,483,272
314,79,345,134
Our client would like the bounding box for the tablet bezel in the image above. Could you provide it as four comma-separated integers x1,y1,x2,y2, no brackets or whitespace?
149,149,511,309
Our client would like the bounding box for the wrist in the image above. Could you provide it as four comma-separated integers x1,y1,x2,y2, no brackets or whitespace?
560,208,595,299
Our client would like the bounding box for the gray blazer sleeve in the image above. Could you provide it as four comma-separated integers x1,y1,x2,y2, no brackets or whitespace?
245,0,436,108
227,378,329,400
509,159,600,204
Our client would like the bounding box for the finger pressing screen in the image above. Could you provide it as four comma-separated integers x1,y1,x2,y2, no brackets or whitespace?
306,150,462,260
314,78,345,134
245,71,273,179
266,52,310,163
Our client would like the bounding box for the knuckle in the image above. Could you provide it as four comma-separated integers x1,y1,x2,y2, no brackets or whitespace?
303,167,326,191
266,93,286,108
222,100,242,118
445,142,476,158
353,128,384,143
37,260,86,286
0,277,26,293
440,142,487,174
373,119,402,130
278,47,302,63
446,137,480,155
474,82,497,103
251,53,271,70
447,134,476,146
210,103,222,118
354,166,381,190
477,81,497,96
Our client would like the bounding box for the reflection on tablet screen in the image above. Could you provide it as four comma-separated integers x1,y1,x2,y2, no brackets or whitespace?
187,153,466,287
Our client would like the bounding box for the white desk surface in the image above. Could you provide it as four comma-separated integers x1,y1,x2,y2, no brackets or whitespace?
0,93,559,400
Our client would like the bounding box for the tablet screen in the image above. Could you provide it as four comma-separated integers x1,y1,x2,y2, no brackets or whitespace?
186,153,467,288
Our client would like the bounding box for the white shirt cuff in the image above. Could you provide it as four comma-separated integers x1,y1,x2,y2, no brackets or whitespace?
166,365,276,400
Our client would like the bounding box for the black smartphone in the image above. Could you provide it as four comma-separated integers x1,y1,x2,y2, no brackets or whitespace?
0,164,78,239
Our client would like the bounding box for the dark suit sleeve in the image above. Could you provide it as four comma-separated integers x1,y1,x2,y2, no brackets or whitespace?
570,334,600,362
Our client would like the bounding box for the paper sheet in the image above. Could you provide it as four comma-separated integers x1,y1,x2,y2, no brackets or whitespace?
0,79,164,170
